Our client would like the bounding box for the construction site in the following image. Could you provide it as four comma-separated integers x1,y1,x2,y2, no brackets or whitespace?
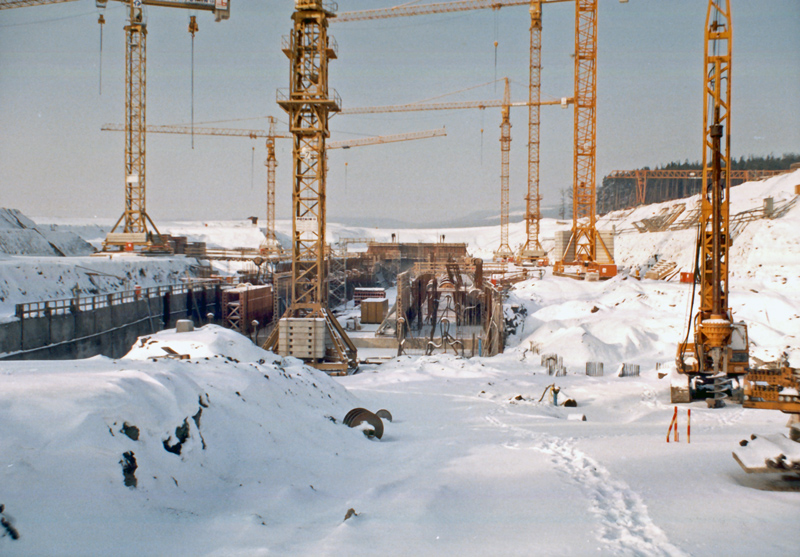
1,1,799,555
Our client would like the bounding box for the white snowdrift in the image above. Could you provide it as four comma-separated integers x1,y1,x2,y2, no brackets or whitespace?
1,325,364,556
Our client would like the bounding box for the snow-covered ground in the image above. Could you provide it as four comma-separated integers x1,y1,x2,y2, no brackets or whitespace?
1,171,799,555
1,324,798,556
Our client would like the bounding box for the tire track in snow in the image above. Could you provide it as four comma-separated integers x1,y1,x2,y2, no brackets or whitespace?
486,412,686,557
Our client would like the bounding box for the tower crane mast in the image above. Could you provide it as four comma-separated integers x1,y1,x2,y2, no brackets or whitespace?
520,0,545,262
335,0,572,264
262,0,357,374
335,0,571,22
101,122,447,257
263,117,282,255
340,93,571,259
571,0,600,262
495,78,514,259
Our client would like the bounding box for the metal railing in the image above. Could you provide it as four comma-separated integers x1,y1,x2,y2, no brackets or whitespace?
15,280,221,320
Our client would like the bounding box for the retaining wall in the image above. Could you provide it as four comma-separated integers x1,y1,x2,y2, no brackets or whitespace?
0,284,221,361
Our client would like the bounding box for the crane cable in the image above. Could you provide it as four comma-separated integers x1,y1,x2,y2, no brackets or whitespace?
493,9,499,92
480,109,484,165
189,15,198,149
97,10,105,96
680,220,702,374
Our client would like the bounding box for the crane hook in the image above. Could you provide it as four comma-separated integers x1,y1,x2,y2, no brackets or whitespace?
189,16,198,148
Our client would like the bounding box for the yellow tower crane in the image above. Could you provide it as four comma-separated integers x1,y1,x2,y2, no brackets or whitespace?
496,78,514,260
335,0,582,265
674,0,749,407
101,121,447,258
339,86,571,260
261,0,354,374
0,0,230,251
263,116,284,256
97,0,230,253
556,0,614,275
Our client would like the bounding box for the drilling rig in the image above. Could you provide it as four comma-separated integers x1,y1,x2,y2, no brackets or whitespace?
674,0,749,407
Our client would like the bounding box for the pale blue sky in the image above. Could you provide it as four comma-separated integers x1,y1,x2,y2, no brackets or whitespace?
1,0,798,226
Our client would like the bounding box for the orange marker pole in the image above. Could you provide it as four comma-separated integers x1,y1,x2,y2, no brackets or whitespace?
687,408,691,444
674,408,679,442
667,406,678,442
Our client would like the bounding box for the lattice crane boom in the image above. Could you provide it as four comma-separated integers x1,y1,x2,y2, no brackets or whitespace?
339,97,567,115
1,1,230,15
335,0,571,22
101,122,446,258
0,0,77,8
335,0,571,262
495,78,514,259
100,122,445,148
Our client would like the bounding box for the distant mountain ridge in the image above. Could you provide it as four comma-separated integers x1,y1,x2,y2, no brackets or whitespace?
329,203,562,229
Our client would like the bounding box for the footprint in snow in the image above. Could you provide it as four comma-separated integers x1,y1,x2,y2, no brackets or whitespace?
486,408,687,557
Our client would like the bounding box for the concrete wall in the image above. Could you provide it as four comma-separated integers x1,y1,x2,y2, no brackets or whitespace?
0,286,220,361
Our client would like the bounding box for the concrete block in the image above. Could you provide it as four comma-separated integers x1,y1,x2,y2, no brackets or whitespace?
176,319,194,333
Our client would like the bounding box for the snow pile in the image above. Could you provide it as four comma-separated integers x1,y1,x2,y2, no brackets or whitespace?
0,208,94,257
160,220,282,251
505,274,678,370
501,268,800,371
0,325,366,555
